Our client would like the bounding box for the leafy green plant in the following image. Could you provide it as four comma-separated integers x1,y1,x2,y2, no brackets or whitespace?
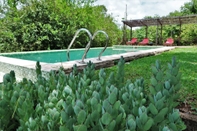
0,0,121,52
0,57,186,130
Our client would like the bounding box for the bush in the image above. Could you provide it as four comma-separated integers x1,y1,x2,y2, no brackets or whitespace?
0,57,186,131
0,0,121,52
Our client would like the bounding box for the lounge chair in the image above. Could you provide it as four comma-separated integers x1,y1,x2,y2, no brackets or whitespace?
138,38,149,45
163,38,174,46
126,38,138,45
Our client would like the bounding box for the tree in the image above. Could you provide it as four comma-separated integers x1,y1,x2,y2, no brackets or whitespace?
0,0,121,52
180,0,197,14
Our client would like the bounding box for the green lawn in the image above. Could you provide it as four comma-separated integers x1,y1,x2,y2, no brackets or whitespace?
104,47,197,109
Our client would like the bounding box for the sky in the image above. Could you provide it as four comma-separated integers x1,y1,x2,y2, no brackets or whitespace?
94,0,191,27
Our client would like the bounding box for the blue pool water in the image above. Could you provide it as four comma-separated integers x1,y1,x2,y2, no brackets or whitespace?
0,46,161,63
1,47,127,63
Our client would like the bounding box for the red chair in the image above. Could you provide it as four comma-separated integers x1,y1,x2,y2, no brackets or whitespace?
138,38,149,45
163,38,174,46
126,38,138,45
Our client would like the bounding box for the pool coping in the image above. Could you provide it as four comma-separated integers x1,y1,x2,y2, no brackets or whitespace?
0,46,175,82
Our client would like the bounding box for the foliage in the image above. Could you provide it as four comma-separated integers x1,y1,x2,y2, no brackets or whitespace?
105,47,197,111
181,24,197,45
180,0,197,15
0,57,186,130
130,0,197,46
0,0,121,52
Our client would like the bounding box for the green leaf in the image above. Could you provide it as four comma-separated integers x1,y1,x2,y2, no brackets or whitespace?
59,126,69,131
127,118,136,130
169,123,178,131
41,115,48,124
149,103,158,115
154,107,168,123
155,60,161,69
64,85,72,95
74,105,81,115
73,124,87,131
172,68,179,76
77,110,86,124
84,114,91,126
156,71,163,81
100,77,104,85
51,97,58,103
163,89,170,97
151,77,158,86
92,91,100,100
91,110,100,121
91,97,98,106
151,66,158,75
155,98,164,110
29,118,36,129
155,92,162,100
101,112,112,125
107,120,116,130
116,113,123,124
122,93,129,102
76,100,84,109
68,79,73,87
143,118,154,131
172,110,180,122
164,81,171,90
142,98,146,104
108,92,117,105
113,101,121,110
140,113,148,125
103,100,111,112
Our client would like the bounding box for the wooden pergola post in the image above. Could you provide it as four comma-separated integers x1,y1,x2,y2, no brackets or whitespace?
130,27,133,40
160,25,163,44
157,19,162,45
145,26,148,38
179,23,182,45
179,17,182,45
156,23,158,45
122,23,127,44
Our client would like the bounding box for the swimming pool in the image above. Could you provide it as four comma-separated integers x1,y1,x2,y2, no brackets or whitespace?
0,46,162,63
0,45,175,82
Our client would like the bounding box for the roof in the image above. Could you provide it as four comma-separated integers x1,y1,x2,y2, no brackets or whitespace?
122,15,197,27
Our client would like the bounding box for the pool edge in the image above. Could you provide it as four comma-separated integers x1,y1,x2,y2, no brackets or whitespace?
0,46,175,82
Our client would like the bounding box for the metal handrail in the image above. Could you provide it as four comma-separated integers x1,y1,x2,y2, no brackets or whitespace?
67,28,92,61
81,40,91,63
92,30,109,60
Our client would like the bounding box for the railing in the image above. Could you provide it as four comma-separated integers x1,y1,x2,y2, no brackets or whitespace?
67,28,92,62
92,30,109,60
67,28,109,63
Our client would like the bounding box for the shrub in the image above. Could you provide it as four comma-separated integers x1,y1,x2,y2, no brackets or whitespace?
0,57,186,131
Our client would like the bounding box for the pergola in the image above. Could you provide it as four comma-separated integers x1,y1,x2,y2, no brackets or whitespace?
122,14,197,45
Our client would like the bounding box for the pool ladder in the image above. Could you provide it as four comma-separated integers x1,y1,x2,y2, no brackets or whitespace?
67,28,109,63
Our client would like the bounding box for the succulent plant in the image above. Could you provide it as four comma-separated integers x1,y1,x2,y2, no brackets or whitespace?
0,57,186,131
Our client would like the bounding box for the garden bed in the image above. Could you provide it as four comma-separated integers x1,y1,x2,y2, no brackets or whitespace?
183,119,197,131
178,102,197,131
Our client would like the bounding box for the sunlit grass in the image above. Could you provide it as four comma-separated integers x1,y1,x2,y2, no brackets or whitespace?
104,47,197,108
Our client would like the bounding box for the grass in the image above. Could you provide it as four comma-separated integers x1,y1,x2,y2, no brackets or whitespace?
104,47,197,109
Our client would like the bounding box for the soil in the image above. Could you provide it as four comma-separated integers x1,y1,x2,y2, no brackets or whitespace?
183,119,197,131
178,102,197,131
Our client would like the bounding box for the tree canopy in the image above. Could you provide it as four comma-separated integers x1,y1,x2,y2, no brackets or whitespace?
0,0,196,52
0,0,121,52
